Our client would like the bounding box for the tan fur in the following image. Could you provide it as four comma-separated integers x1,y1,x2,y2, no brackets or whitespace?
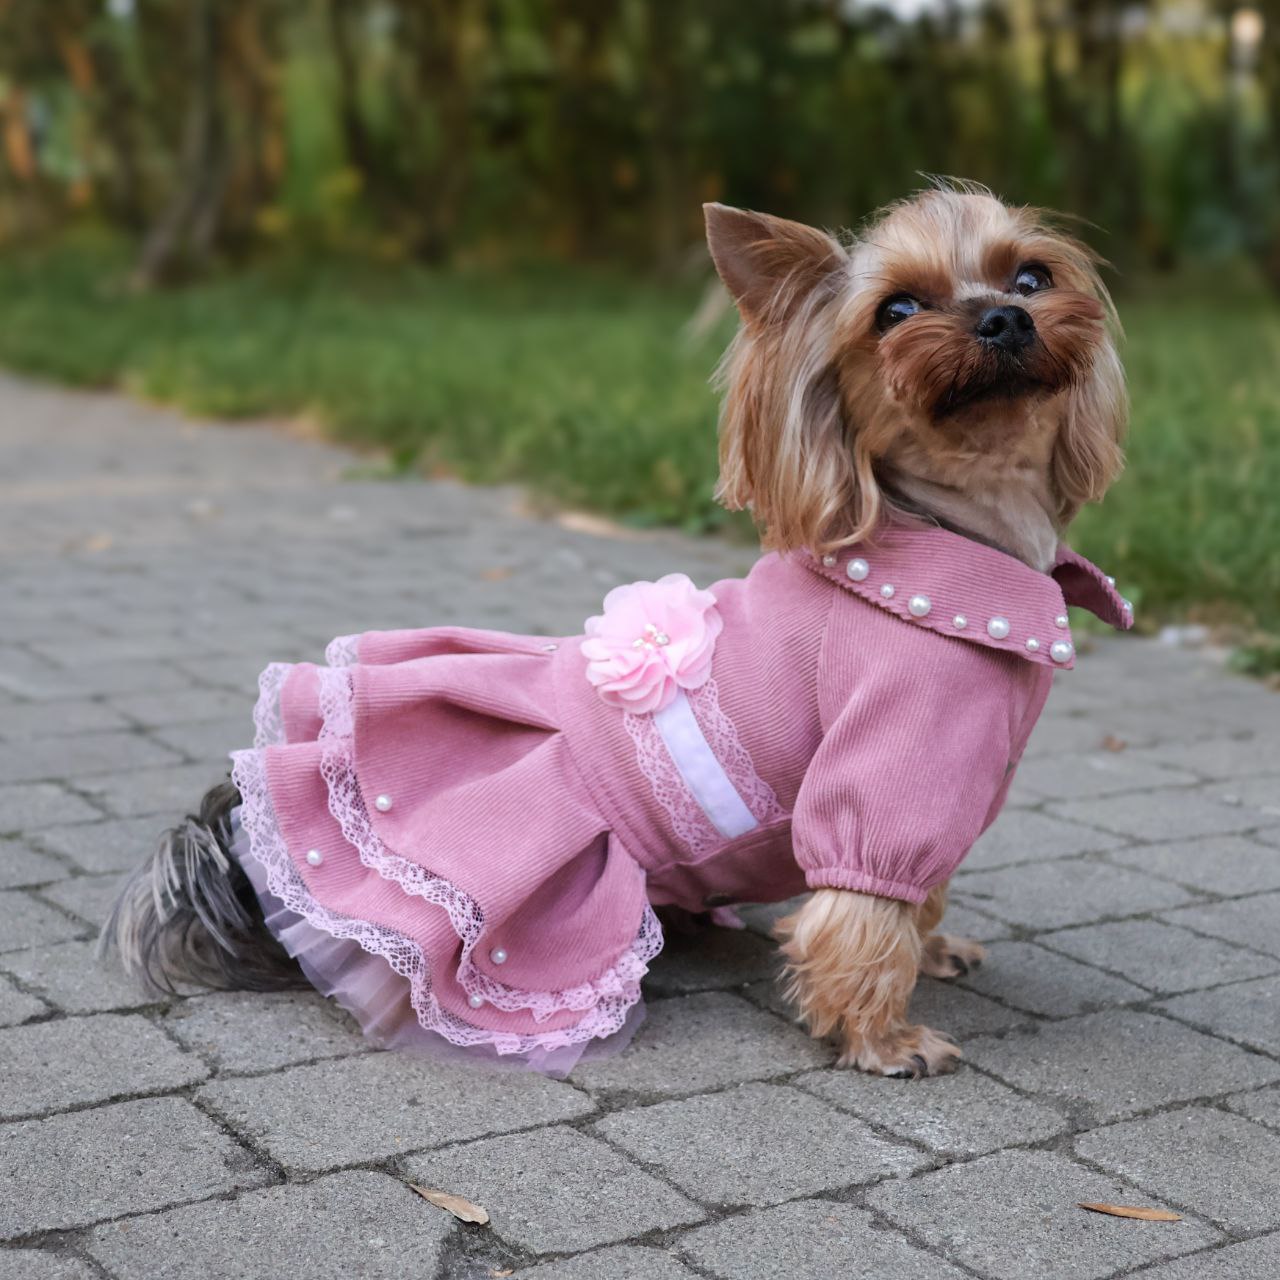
706,182,1127,569
776,889,962,1076
709,182,1126,1076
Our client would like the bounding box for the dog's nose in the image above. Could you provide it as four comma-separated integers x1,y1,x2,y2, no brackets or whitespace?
976,305,1036,351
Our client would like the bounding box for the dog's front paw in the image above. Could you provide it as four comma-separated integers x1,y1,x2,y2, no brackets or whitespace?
839,1024,962,1078
920,933,985,980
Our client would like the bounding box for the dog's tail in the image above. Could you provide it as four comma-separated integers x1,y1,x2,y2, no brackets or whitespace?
99,779,302,994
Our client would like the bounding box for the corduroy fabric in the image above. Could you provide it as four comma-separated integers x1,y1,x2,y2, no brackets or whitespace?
234,518,1132,1054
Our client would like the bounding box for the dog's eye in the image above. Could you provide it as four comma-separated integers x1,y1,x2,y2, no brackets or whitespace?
876,294,922,332
1014,263,1053,295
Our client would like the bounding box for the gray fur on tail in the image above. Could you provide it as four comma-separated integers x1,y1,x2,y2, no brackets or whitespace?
98,779,302,994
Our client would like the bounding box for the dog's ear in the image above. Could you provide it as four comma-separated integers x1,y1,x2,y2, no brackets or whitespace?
1049,249,1128,524
704,204,847,325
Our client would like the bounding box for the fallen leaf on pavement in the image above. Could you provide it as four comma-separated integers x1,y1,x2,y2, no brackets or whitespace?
1078,1202,1181,1222
1100,735,1127,752
409,1184,490,1224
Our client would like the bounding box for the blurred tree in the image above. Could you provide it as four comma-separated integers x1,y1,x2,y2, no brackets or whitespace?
0,0,1274,284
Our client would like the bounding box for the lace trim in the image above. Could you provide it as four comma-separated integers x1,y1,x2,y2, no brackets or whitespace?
624,678,786,856
325,633,360,668
231,741,659,1054
252,663,292,749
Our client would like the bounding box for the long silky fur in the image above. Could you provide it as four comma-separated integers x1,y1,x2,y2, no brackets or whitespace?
98,779,302,994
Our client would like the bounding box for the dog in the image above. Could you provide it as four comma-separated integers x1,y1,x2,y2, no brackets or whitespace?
101,182,1129,1077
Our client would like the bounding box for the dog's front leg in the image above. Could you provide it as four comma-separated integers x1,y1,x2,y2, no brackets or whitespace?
916,880,987,980
776,888,961,1078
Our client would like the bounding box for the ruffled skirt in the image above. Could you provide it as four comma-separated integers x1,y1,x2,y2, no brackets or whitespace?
228,631,662,1076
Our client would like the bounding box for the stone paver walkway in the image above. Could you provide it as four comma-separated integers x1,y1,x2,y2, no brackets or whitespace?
2,372,1279,1279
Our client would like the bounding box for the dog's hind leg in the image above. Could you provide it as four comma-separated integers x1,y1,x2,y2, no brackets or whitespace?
915,880,986,980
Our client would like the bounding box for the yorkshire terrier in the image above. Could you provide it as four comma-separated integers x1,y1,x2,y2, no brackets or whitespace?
102,182,1128,1078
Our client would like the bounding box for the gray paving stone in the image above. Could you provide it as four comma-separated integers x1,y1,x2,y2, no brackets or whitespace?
3,939,155,1013
1076,1107,1280,1232
678,1200,968,1280
797,1062,1068,1157
954,861,1195,930
0,889,85,952
570,992,830,1099
1134,734,1280,782
596,1082,924,1207
0,1096,270,1238
0,972,47,1026
87,1170,454,1279
0,1013,206,1119
1160,893,1280,959
931,898,1012,942
108,685,248,728
1107,833,1280,896
35,816,160,875
1048,788,1272,841
1225,1084,1280,1130
78,762,225,819
966,1010,1280,1124
0,731,178,784
0,1251,97,1280
404,1126,703,1255
0,783,100,834
150,716,251,767
39,872,128,926
198,1051,594,1171
0,839,65,889
962,809,1125,871
642,924,779,996
1125,1234,1280,1279
519,1245,697,1279
1043,919,1279,994
908,974,1030,1038
165,990,368,1073
736,894,806,938
866,1148,1220,1280
1012,752,1199,801
1213,774,1280,821
961,939,1147,1017
0,698,130,740
1159,974,1280,1055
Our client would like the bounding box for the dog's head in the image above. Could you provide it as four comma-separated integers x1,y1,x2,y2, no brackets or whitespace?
706,184,1126,557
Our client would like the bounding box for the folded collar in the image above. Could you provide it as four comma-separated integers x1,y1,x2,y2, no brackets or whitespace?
805,522,1133,670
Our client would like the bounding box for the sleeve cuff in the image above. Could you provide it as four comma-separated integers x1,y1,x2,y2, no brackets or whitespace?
803,866,930,905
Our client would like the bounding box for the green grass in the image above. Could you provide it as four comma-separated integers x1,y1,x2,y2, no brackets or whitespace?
2,235,1278,633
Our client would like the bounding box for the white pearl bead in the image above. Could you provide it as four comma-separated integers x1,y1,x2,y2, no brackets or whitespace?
880,584,895,599
1025,637,1040,652
374,794,393,812
1122,598,1133,613
987,616,1010,640
542,642,558,652
306,848,323,867
846,558,870,582
467,993,485,1009
1106,575,1116,586
1050,640,1074,664
907,594,931,618
1054,614,1069,629
490,947,508,965
953,614,967,630
822,554,837,567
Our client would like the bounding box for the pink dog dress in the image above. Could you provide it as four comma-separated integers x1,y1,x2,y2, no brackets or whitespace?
229,519,1133,1071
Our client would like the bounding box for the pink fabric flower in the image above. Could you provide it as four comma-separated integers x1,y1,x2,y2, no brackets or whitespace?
581,573,723,714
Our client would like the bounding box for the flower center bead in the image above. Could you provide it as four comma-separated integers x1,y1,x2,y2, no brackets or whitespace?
632,622,671,651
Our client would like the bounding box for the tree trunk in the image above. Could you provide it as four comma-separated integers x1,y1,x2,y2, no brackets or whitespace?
132,0,227,288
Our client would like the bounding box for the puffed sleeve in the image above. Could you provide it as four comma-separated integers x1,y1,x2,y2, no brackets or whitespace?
792,619,1030,904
